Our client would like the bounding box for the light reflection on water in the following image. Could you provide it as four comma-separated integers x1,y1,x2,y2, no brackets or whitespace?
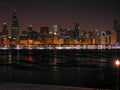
0,49,119,89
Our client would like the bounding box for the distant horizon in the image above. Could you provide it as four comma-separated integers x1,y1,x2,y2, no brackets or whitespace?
0,10,119,33
0,11,118,31
0,0,120,32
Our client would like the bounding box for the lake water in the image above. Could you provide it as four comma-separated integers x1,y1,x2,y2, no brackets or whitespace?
0,49,120,89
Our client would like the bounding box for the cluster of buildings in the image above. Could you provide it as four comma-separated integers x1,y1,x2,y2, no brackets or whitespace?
0,11,120,48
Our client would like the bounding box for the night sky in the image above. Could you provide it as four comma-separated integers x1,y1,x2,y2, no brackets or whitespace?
0,0,120,33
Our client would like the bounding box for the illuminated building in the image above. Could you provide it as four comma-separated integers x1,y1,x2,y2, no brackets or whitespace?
66,29,74,37
92,29,101,45
53,35,59,44
0,12,119,47
0,23,9,46
40,27,49,44
20,40,28,45
59,38,64,44
53,25,60,36
21,31,27,37
111,31,117,44
64,36,71,44
27,25,33,39
100,31,107,45
27,25,33,33
34,41,42,45
106,31,111,45
69,37,75,44
46,37,53,44
27,25,38,40
28,39,33,45
85,31,91,45
3,37,10,46
1,23,8,36
11,11,19,40
59,29,66,38
79,30,86,44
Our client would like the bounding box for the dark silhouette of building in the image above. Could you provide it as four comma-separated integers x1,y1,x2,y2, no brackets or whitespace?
40,27,49,37
26,25,38,40
27,25,33,33
113,19,120,42
74,23,80,41
1,23,8,36
0,23,8,47
11,11,19,40
113,19,119,31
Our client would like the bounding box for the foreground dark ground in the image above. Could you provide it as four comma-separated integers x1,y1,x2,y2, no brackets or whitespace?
0,83,110,90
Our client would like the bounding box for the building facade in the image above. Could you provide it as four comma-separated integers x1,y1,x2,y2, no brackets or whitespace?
11,11,19,40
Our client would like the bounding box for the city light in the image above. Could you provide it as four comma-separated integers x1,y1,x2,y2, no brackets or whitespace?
115,60,120,66
115,59,120,90
0,11,120,50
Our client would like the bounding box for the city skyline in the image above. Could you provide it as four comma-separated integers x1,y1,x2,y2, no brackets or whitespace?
0,0,120,32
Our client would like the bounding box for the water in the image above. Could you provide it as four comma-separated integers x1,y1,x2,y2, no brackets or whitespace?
0,49,120,89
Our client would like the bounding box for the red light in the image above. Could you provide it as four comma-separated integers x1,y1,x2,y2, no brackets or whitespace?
28,56,33,61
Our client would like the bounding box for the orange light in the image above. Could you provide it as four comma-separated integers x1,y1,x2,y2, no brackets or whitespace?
115,60,120,66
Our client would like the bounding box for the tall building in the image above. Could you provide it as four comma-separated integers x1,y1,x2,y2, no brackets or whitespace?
74,23,80,30
26,25,38,40
27,25,33,33
74,23,80,41
40,27,49,36
1,23,8,36
106,31,111,44
113,19,120,42
111,31,117,44
100,31,107,45
113,19,119,31
0,23,9,47
40,27,49,43
11,11,19,40
53,25,60,36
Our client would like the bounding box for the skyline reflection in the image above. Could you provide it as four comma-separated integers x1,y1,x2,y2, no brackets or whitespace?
0,49,119,89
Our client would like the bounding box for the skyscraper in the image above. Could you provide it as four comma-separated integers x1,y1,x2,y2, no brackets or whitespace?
27,25,33,33
11,11,19,40
113,19,120,42
74,23,80,41
53,25,60,36
1,23,8,36
40,27,49,37
113,19,119,31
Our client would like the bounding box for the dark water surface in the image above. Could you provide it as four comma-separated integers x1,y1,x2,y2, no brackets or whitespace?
0,49,120,89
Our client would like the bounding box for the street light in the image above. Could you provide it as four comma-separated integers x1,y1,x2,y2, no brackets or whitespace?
115,59,120,90
115,60,120,66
